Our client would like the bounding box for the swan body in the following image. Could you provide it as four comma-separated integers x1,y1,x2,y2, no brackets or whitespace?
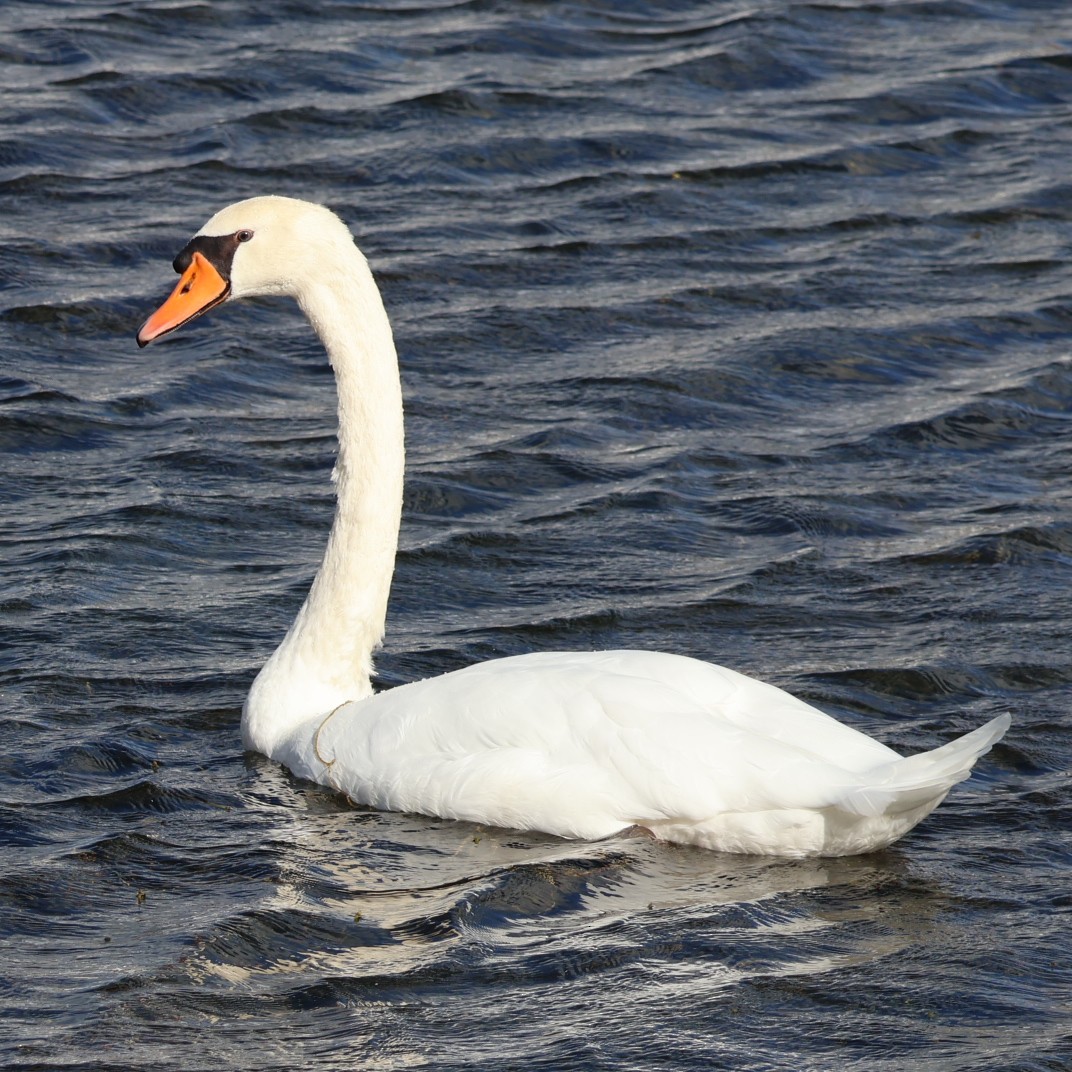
138,195,1009,857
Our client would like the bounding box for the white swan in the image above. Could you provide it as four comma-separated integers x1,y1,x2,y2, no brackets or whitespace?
137,195,1009,856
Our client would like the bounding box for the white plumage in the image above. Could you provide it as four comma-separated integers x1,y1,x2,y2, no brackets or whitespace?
138,196,1009,857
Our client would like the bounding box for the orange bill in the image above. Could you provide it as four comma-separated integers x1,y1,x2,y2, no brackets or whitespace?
137,251,230,347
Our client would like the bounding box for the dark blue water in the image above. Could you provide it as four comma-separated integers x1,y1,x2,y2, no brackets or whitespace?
2,1,1071,1069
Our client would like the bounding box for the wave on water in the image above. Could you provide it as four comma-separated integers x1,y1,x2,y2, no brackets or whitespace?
2,1,1071,1069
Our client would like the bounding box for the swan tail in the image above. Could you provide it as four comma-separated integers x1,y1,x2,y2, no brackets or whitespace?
842,713,1010,818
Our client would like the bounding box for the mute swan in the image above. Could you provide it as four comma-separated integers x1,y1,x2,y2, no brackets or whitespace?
137,196,1009,856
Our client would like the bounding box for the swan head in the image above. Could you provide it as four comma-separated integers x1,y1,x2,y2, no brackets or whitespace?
136,196,355,347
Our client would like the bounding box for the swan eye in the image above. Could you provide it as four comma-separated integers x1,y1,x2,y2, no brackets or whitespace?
236,229,254,243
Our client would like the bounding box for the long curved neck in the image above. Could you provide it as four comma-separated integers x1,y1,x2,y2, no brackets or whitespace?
243,247,404,753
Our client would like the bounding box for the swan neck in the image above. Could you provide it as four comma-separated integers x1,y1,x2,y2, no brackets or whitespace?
243,250,404,752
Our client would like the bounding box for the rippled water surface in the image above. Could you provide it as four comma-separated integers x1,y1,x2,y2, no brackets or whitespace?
3,1,1072,1069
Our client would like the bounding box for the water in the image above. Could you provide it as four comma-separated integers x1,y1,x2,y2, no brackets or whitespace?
2,1,1070,1068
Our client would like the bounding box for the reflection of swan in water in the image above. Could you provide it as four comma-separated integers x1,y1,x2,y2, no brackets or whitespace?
138,195,1009,857
183,764,931,1001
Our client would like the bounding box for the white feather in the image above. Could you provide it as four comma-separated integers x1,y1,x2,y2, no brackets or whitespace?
152,196,1009,857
